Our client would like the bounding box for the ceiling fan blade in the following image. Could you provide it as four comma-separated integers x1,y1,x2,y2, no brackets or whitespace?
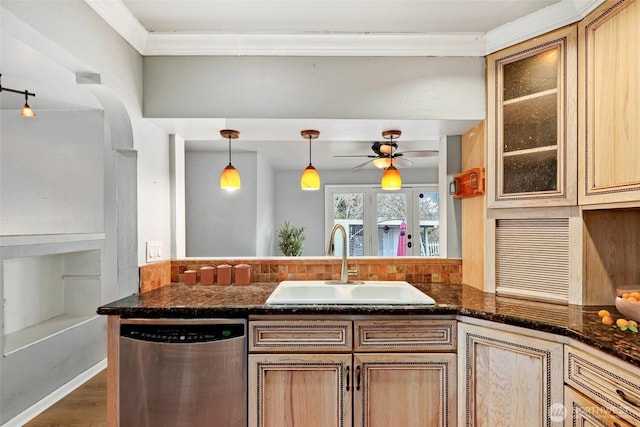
398,150,438,158
333,154,376,158
351,159,375,172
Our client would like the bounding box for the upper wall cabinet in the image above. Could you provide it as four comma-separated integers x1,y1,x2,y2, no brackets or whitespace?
487,25,577,208
579,0,640,207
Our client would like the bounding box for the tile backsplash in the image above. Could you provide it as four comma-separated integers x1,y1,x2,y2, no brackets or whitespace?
140,258,462,293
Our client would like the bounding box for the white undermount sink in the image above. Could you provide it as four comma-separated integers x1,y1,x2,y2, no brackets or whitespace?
266,280,436,305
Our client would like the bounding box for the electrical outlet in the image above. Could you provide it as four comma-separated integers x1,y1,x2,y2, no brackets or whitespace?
146,241,163,263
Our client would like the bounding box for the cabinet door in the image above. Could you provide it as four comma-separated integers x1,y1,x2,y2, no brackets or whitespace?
487,25,577,207
353,353,456,427
578,0,640,206
249,353,352,427
564,386,634,427
458,323,564,427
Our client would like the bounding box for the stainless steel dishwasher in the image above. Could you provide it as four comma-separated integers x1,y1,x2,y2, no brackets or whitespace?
119,318,247,427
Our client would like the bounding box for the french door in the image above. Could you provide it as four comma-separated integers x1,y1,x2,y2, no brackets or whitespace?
325,186,440,257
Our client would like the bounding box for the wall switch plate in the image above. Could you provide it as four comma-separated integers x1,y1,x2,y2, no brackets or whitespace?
146,241,163,263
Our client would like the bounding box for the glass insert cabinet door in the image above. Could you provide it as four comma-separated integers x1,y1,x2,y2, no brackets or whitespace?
486,25,577,207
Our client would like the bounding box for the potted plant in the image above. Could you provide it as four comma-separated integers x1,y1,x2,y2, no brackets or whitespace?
278,221,306,256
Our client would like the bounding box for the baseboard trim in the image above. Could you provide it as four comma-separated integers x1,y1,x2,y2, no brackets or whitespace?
2,358,107,427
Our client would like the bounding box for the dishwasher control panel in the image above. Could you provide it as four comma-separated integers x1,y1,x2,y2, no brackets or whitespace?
120,322,245,343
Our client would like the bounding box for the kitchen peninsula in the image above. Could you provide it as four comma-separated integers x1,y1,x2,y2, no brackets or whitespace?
99,281,640,427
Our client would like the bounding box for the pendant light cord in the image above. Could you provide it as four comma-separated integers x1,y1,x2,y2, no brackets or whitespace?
308,135,312,166
227,136,232,165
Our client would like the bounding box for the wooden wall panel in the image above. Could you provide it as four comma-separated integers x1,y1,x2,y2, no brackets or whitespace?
461,121,486,290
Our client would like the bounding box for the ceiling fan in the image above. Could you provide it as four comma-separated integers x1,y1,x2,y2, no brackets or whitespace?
335,130,438,172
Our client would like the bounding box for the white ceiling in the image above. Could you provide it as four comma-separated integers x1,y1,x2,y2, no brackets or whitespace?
123,0,556,34
3,0,603,171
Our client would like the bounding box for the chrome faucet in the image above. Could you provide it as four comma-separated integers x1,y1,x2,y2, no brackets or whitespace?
326,224,349,284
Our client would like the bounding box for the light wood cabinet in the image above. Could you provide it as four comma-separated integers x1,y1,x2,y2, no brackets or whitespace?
578,0,640,206
249,318,457,427
487,25,577,208
353,353,456,427
564,386,634,427
458,321,564,426
564,344,640,426
249,353,353,427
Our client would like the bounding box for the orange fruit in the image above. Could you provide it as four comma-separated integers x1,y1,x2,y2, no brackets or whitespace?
602,316,615,326
622,293,630,299
628,296,638,302
629,320,638,328
616,318,629,328
598,309,611,318
631,291,640,299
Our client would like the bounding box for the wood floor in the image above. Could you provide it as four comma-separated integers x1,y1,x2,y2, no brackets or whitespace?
24,370,107,427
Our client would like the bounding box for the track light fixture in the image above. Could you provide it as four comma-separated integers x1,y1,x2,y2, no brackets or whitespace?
300,129,321,190
0,74,36,117
220,129,241,191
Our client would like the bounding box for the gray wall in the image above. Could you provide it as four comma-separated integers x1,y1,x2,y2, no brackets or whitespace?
446,135,462,258
0,110,108,422
0,111,104,235
255,154,276,256
143,56,485,121
186,151,262,256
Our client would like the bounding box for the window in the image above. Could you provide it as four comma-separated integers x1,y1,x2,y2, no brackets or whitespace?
325,185,442,257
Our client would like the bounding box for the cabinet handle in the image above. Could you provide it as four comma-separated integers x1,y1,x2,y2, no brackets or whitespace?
345,366,350,392
356,365,361,391
616,389,640,408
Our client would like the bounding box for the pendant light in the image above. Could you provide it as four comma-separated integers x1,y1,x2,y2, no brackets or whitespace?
380,130,402,190
381,160,402,190
0,74,36,117
20,91,36,117
219,129,241,191
300,129,321,190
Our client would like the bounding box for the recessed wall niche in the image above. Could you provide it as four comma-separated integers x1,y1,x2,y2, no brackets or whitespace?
2,249,101,355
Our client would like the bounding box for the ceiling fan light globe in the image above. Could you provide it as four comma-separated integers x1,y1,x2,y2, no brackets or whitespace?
379,144,394,155
220,164,241,191
300,164,320,190
372,157,392,169
381,165,402,191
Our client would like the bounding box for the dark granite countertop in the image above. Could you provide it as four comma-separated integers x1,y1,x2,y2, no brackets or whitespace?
97,282,640,369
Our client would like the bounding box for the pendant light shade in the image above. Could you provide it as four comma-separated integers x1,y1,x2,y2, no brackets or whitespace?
301,165,321,190
300,129,320,191
220,129,241,191
381,164,402,191
21,92,36,117
220,164,241,190
21,102,36,117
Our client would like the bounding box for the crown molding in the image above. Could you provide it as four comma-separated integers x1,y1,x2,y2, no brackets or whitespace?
144,32,486,56
85,0,605,57
485,0,604,54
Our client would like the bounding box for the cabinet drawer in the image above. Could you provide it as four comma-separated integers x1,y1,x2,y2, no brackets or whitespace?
565,346,640,426
565,386,634,427
249,320,352,352
354,320,456,352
